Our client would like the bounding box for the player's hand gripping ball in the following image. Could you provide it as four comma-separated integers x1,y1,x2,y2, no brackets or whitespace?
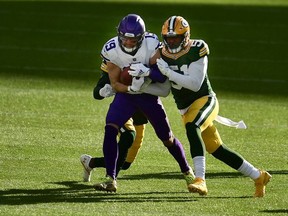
120,66,133,85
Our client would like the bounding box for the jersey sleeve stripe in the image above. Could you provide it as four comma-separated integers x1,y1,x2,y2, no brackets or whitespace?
199,47,208,57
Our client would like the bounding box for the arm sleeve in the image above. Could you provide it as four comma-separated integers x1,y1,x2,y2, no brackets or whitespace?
141,78,171,97
93,71,111,100
168,56,208,92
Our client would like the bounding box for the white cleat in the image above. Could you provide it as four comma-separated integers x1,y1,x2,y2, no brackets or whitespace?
80,154,93,182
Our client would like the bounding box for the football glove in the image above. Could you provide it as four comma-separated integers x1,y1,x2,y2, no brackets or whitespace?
99,84,115,98
128,63,150,77
128,77,145,92
156,58,173,78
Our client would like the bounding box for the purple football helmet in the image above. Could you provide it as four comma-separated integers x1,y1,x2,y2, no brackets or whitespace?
117,14,146,53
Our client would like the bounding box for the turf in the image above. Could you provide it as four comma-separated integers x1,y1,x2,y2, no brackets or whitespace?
0,1,287,215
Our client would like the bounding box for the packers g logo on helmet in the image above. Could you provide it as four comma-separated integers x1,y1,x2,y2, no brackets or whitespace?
161,16,190,54
182,19,189,28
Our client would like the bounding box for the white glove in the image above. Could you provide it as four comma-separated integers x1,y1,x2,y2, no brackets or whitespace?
156,58,173,78
128,77,145,92
99,84,115,98
128,63,150,77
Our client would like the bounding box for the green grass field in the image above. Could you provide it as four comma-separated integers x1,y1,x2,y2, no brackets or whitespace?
0,1,287,215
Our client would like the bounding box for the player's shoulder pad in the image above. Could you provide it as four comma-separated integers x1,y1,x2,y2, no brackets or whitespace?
143,32,160,51
191,39,210,57
100,36,119,62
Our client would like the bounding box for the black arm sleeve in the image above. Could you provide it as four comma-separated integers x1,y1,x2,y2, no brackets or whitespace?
93,71,111,100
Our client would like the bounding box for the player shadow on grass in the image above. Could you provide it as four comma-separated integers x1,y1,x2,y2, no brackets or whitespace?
0,170,285,205
0,180,252,206
119,169,286,180
0,180,200,205
119,171,243,180
259,209,288,214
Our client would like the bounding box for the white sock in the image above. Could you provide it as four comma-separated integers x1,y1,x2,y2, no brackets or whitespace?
238,160,260,180
193,156,205,179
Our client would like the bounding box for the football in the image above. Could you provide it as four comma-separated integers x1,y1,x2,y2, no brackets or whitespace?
120,66,133,85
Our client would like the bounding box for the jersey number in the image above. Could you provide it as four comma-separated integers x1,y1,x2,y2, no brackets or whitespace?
105,39,116,51
170,64,188,90
192,40,203,47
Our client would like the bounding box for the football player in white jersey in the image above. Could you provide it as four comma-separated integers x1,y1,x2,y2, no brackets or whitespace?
92,14,194,193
